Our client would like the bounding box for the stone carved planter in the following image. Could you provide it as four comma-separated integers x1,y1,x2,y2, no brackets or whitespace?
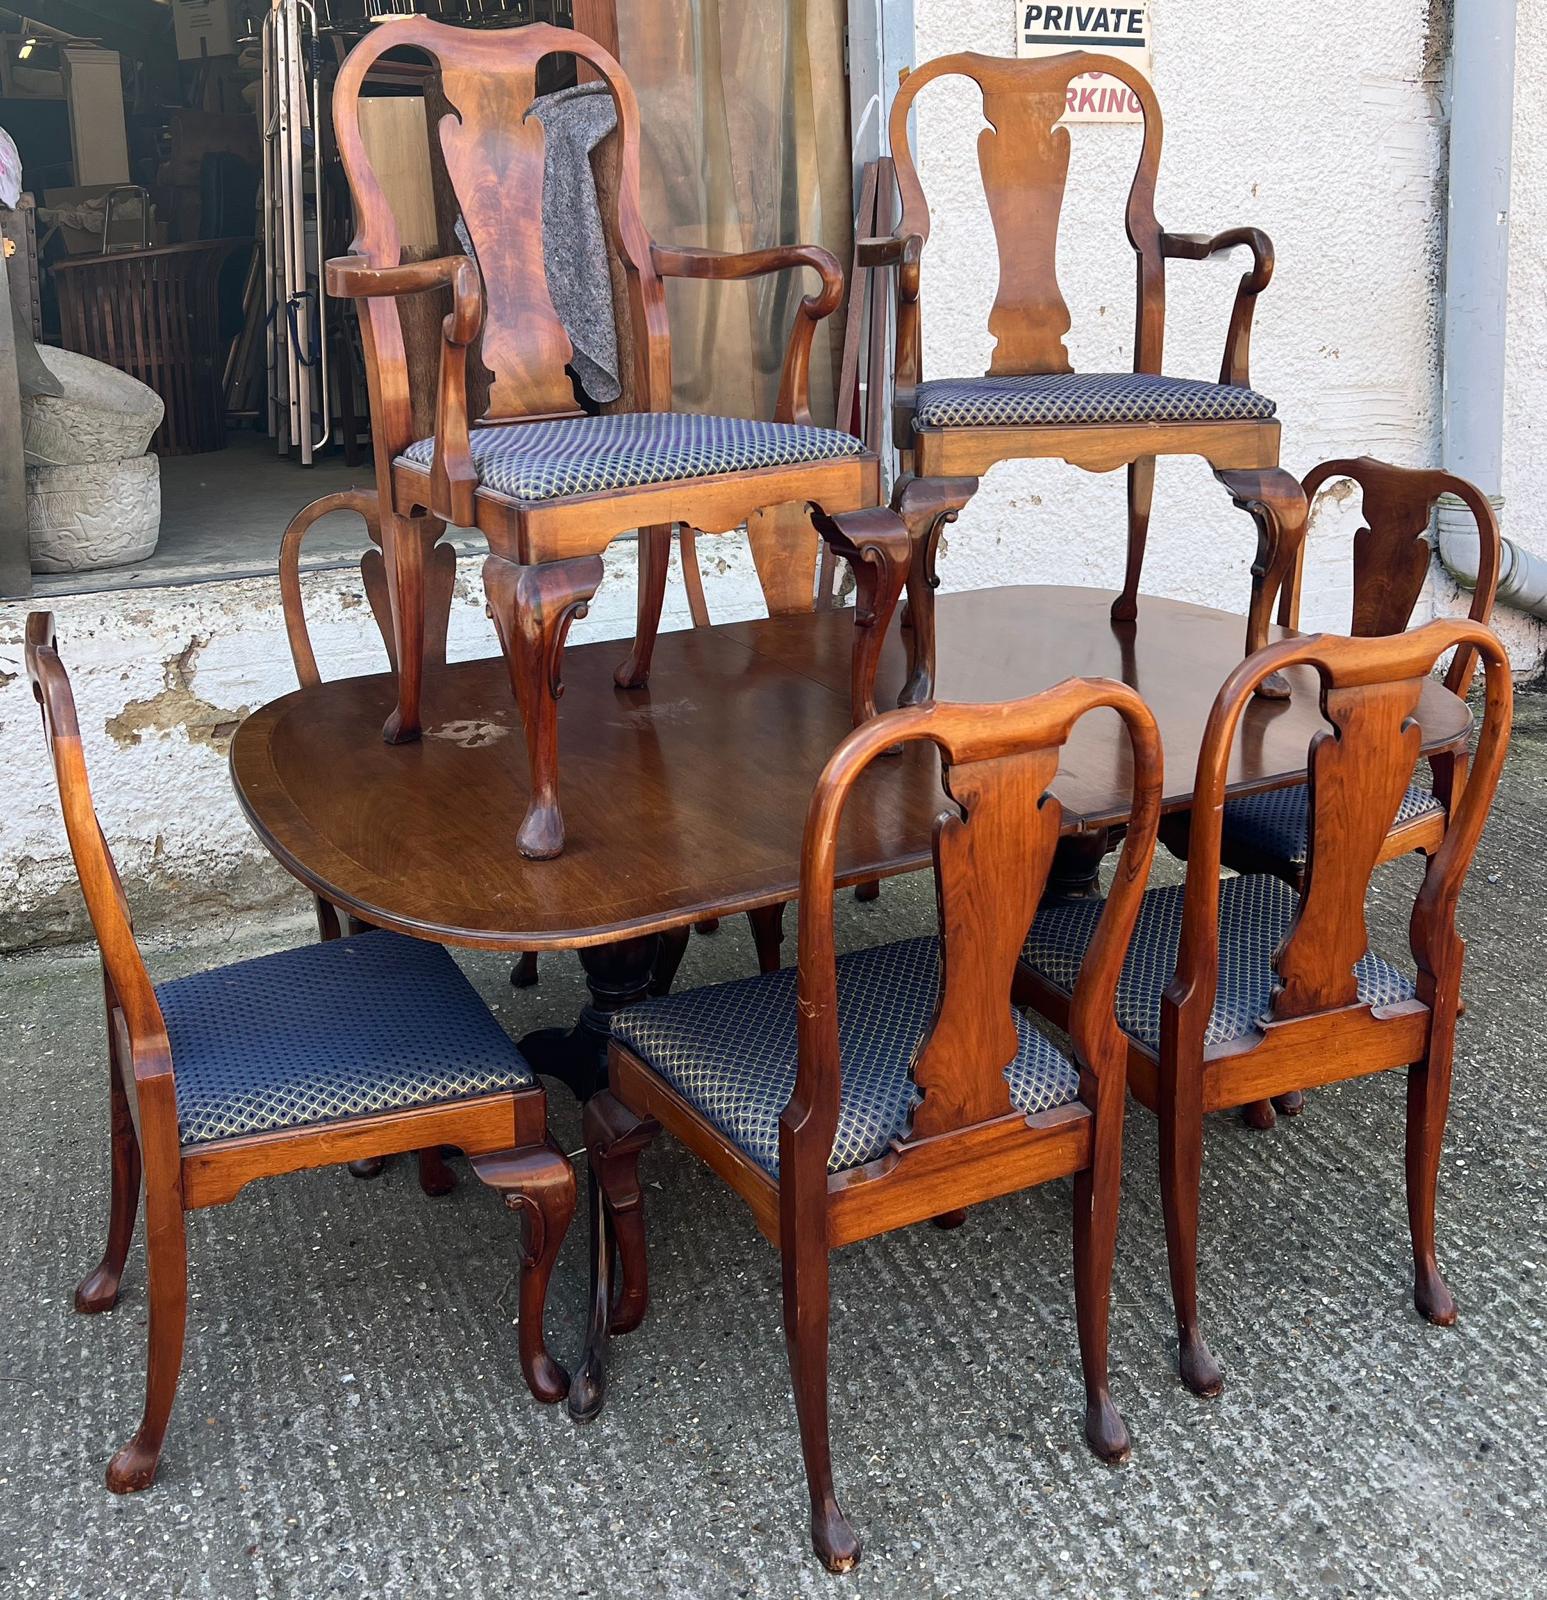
23,346,165,573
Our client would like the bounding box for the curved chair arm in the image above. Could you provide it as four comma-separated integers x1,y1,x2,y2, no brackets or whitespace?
279,489,385,688
1160,228,1275,390
650,243,845,425
326,252,484,525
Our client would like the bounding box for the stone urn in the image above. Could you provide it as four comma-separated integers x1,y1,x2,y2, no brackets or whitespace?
23,346,164,573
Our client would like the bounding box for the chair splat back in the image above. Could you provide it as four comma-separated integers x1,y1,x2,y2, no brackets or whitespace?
1284,458,1502,698
888,51,1165,378
331,19,667,455
23,613,167,1060
1175,620,1511,1034
790,683,1162,1173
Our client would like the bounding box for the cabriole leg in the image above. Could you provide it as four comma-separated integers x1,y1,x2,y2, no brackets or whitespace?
746,902,786,974
783,1230,859,1572
1406,1047,1458,1326
808,505,912,727
1073,1078,1130,1462
892,474,978,706
471,1137,577,1403
1214,467,1309,701
105,1172,187,1493
484,553,605,860
1158,1060,1223,1397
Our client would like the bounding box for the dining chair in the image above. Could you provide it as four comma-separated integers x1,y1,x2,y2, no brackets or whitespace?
862,50,1306,706
25,612,576,1492
327,18,890,858
1183,458,1502,1130
1219,458,1502,884
569,681,1163,1571
1019,620,1511,1400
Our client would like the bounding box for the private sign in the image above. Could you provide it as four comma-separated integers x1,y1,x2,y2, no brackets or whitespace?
1016,3,1153,124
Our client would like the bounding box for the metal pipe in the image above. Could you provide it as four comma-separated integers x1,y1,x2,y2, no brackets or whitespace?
1437,0,1547,619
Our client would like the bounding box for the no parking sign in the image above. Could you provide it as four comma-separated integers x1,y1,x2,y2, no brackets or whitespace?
1016,3,1153,122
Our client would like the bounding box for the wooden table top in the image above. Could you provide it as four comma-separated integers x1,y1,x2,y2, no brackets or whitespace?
230,586,1472,952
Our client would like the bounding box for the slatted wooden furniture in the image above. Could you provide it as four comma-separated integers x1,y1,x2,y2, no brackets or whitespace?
229,585,1473,1104
573,682,1162,1570
1019,620,1511,1399
862,51,1306,704
326,18,887,858
53,240,249,455
25,612,575,1493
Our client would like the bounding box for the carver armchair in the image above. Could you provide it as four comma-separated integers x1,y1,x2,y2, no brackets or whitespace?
26,613,575,1492
865,51,1304,705
570,680,1163,1570
1020,620,1511,1398
327,20,889,858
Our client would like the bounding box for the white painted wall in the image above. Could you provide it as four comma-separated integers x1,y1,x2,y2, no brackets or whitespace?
910,0,1545,665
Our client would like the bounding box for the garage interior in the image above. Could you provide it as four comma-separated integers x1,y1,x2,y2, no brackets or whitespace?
0,1,855,602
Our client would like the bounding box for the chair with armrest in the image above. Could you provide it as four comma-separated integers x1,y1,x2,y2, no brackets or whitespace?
570,679,1164,1570
25,612,576,1493
327,18,896,859
863,50,1305,707
1020,620,1511,1398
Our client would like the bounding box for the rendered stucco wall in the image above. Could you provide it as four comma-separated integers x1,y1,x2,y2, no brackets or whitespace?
911,0,1544,666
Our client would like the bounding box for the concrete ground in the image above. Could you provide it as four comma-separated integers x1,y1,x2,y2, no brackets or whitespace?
2,696,1544,1600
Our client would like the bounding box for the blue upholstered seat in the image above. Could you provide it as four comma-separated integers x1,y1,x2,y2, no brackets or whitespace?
610,935,1082,1177
913,372,1276,430
1221,781,1444,869
395,412,864,504
158,931,534,1145
1022,875,1415,1051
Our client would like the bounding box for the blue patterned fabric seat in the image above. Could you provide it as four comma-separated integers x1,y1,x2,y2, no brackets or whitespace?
1222,781,1444,869
610,936,1082,1177
913,372,1276,431
1022,875,1415,1051
395,412,864,504
158,931,534,1145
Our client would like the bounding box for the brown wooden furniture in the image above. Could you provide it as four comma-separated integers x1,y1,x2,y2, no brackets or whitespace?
1219,458,1503,882
325,18,886,858
53,240,249,454
1187,458,1503,1131
228,586,1472,1103
1019,619,1511,1399
574,681,1162,1570
25,612,576,1492
863,51,1305,703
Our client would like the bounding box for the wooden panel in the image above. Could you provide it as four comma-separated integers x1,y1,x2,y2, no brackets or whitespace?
357,97,439,257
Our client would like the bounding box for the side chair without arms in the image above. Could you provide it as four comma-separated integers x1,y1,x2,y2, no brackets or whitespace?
1174,458,1502,1130
864,51,1306,706
572,681,1165,1571
327,19,898,858
25,613,576,1493
1019,620,1511,1398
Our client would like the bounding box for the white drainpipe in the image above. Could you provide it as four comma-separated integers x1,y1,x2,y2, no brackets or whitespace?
1437,0,1547,617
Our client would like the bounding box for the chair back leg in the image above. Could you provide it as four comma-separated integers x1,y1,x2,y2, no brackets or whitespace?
75,1022,142,1315
1111,454,1157,623
1072,1090,1130,1462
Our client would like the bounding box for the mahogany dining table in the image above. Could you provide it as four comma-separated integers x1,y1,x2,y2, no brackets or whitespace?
229,585,1473,1099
